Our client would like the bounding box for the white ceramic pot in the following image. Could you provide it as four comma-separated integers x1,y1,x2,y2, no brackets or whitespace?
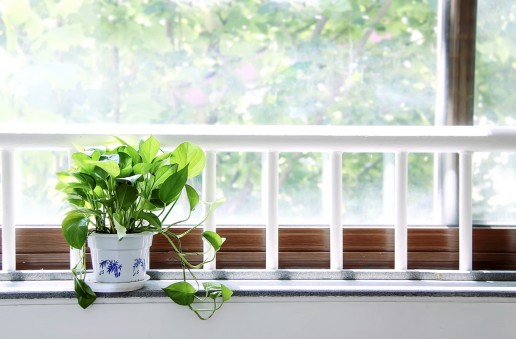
88,232,154,283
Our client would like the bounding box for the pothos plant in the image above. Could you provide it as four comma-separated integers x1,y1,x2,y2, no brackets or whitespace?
56,136,232,320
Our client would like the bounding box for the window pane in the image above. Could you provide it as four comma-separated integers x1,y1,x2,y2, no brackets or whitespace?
216,152,262,225
16,150,68,225
408,153,433,225
475,0,516,125
474,1,516,224
0,0,436,125
279,153,323,225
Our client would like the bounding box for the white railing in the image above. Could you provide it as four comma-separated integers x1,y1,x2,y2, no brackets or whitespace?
1,125,516,272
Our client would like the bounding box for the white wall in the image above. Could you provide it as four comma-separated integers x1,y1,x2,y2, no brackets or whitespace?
1,297,516,339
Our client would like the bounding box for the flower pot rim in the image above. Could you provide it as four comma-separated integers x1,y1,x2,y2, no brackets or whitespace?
88,232,155,238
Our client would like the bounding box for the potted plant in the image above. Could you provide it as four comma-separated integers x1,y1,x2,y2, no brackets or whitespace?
57,135,232,320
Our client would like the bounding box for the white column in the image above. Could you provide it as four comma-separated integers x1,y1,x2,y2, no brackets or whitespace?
67,148,81,269
1,149,16,271
329,152,343,269
263,152,279,269
459,151,473,271
394,152,408,270
203,151,217,270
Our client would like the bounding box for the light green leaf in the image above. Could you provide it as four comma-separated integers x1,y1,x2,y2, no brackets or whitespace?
61,211,89,249
170,142,206,178
220,284,233,302
202,231,225,252
140,136,160,163
89,160,120,178
117,174,142,185
72,153,95,173
113,218,127,240
163,282,196,306
134,163,152,175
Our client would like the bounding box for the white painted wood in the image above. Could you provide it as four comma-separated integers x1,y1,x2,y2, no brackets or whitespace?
203,151,217,270
1,149,16,271
264,152,279,269
395,152,408,270
329,152,343,269
459,152,473,271
0,125,515,152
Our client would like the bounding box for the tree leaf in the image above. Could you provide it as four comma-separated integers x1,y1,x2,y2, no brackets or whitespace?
202,231,225,252
140,135,160,163
170,142,206,178
116,183,138,209
61,211,89,249
158,166,188,204
74,278,97,309
185,184,199,211
163,281,196,306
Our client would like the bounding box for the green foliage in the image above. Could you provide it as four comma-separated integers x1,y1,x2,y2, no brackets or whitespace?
57,135,231,319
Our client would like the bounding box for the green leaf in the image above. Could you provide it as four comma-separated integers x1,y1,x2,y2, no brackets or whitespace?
158,166,188,204
202,231,225,252
220,284,233,302
134,163,152,175
116,183,138,209
117,174,142,185
153,165,175,188
163,282,196,306
114,137,141,164
72,153,95,173
89,160,120,178
140,135,160,163
170,142,206,178
185,184,199,211
62,211,89,249
74,278,96,309
138,211,162,228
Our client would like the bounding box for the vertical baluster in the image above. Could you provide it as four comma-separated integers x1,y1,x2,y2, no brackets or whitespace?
1,149,16,271
67,148,81,269
263,152,279,269
329,152,343,269
459,151,473,271
203,151,217,270
395,152,408,270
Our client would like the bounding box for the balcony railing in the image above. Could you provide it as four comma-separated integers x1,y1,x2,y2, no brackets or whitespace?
1,125,516,273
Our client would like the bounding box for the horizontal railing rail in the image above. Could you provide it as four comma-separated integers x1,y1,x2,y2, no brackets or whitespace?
1,125,516,273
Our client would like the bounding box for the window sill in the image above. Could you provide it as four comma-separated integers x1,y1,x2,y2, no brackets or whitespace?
2,269,516,301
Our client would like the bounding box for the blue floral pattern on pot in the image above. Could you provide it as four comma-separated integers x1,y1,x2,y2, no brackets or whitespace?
133,258,146,276
99,260,123,278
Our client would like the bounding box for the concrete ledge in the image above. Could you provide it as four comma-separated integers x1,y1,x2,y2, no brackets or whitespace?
2,270,516,301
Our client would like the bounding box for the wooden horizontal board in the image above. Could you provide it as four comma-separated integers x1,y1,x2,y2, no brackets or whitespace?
2,227,516,270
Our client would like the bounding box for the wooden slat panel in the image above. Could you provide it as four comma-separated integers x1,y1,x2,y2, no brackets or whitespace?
344,228,394,251
8,227,516,270
280,252,329,269
408,228,459,252
279,228,329,252
16,228,69,253
150,228,203,252
150,252,203,269
218,228,265,252
216,252,266,269
343,252,394,269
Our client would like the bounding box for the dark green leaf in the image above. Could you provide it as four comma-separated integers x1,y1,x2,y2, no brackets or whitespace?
202,231,225,252
74,278,96,309
116,183,138,209
158,166,188,204
163,281,196,306
62,211,89,249
138,211,161,228
185,184,199,211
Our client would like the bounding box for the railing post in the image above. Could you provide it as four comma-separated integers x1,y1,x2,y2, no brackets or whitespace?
395,152,408,270
203,151,217,270
263,152,279,269
66,148,81,269
459,151,473,271
1,149,16,271
329,152,343,269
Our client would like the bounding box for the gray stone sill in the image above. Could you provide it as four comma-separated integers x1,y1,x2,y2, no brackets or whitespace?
2,269,516,300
